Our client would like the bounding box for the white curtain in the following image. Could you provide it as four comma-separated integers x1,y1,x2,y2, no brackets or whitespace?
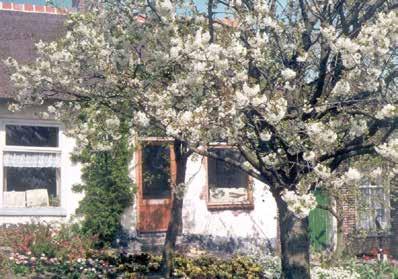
3,152,61,168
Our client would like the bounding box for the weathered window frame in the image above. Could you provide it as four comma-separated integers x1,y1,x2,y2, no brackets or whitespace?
205,145,254,211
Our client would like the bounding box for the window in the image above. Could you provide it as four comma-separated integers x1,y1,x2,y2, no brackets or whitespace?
206,147,253,210
357,185,390,233
2,124,61,208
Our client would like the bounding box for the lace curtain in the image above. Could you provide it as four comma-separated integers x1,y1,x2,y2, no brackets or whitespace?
3,152,61,168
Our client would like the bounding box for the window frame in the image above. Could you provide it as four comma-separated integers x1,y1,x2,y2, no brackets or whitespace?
356,183,391,234
0,119,63,210
205,145,254,211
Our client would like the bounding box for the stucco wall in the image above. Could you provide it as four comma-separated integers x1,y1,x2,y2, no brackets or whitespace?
181,157,277,240
121,150,278,248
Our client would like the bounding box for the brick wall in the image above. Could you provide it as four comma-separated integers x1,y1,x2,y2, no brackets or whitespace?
341,176,397,258
340,185,357,238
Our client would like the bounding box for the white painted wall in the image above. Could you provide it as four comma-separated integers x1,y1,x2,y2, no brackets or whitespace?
0,105,278,242
121,150,278,241
182,157,277,240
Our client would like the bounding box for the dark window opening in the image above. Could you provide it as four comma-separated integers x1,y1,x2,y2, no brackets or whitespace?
5,167,57,197
6,125,59,147
142,144,171,199
208,148,248,189
207,148,251,207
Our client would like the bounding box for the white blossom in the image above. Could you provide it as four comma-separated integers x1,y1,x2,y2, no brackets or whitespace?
281,190,317,219
281,68,296,80
136,112,150,127
7,103,21,112
303,151,316,162
306,122,337,147
344,168,361,182
47,105,57,114
260,131,271,141
105,117,120,129
349,119,367,138
376,138,398,162
314,164,331,179
376,104,397,119
242,82,260,97
332,80,350,96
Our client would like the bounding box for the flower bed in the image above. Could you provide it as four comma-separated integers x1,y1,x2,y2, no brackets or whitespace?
5,251,265,278
1,223,398,278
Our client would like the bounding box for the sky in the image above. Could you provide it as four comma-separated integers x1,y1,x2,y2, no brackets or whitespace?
5,0,286,15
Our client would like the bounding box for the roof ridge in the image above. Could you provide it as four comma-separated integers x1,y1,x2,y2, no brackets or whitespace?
0,1,71,15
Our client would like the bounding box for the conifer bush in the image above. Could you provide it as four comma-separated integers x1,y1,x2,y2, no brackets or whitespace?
72,121,134,247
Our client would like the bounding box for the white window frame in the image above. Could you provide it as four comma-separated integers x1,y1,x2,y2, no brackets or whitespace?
0,119,66,216
357,184,391,233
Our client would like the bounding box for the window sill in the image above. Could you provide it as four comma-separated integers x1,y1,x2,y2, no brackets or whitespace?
0,207,67,216
207,203,254,211
353,231,392,238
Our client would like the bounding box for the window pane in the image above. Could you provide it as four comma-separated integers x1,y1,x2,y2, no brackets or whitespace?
6,125,59,147
208,148,249,204
208,148,248,189
142,144,171,199
358,186,389,231
5,167,57,197
4,167,59,207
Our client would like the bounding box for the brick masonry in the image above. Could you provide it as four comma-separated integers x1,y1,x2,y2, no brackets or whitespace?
0,1,69,14
341,176,398,258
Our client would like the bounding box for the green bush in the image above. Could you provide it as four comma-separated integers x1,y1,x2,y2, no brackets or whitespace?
171,255,264,278
72,120,134,247
30,241,57,259
6,251,266,278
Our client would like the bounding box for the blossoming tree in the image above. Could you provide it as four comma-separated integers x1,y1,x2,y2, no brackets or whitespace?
6,7,193,277
6,0,398,278
142,1,397,277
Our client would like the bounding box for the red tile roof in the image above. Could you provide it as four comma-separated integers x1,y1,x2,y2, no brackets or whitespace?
0,1,69,14
0,9,66,99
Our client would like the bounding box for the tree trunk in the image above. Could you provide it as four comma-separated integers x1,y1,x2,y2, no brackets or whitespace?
160,142,188,278
275,194,311,279
333,218,345,258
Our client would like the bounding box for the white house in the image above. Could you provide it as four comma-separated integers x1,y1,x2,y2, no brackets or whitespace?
0,3,278,253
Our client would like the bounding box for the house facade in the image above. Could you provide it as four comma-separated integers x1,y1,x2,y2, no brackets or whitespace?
0,1,397,258
0,2,278,254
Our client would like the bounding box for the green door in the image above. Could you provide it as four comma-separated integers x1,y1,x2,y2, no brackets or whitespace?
309,190,333,251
